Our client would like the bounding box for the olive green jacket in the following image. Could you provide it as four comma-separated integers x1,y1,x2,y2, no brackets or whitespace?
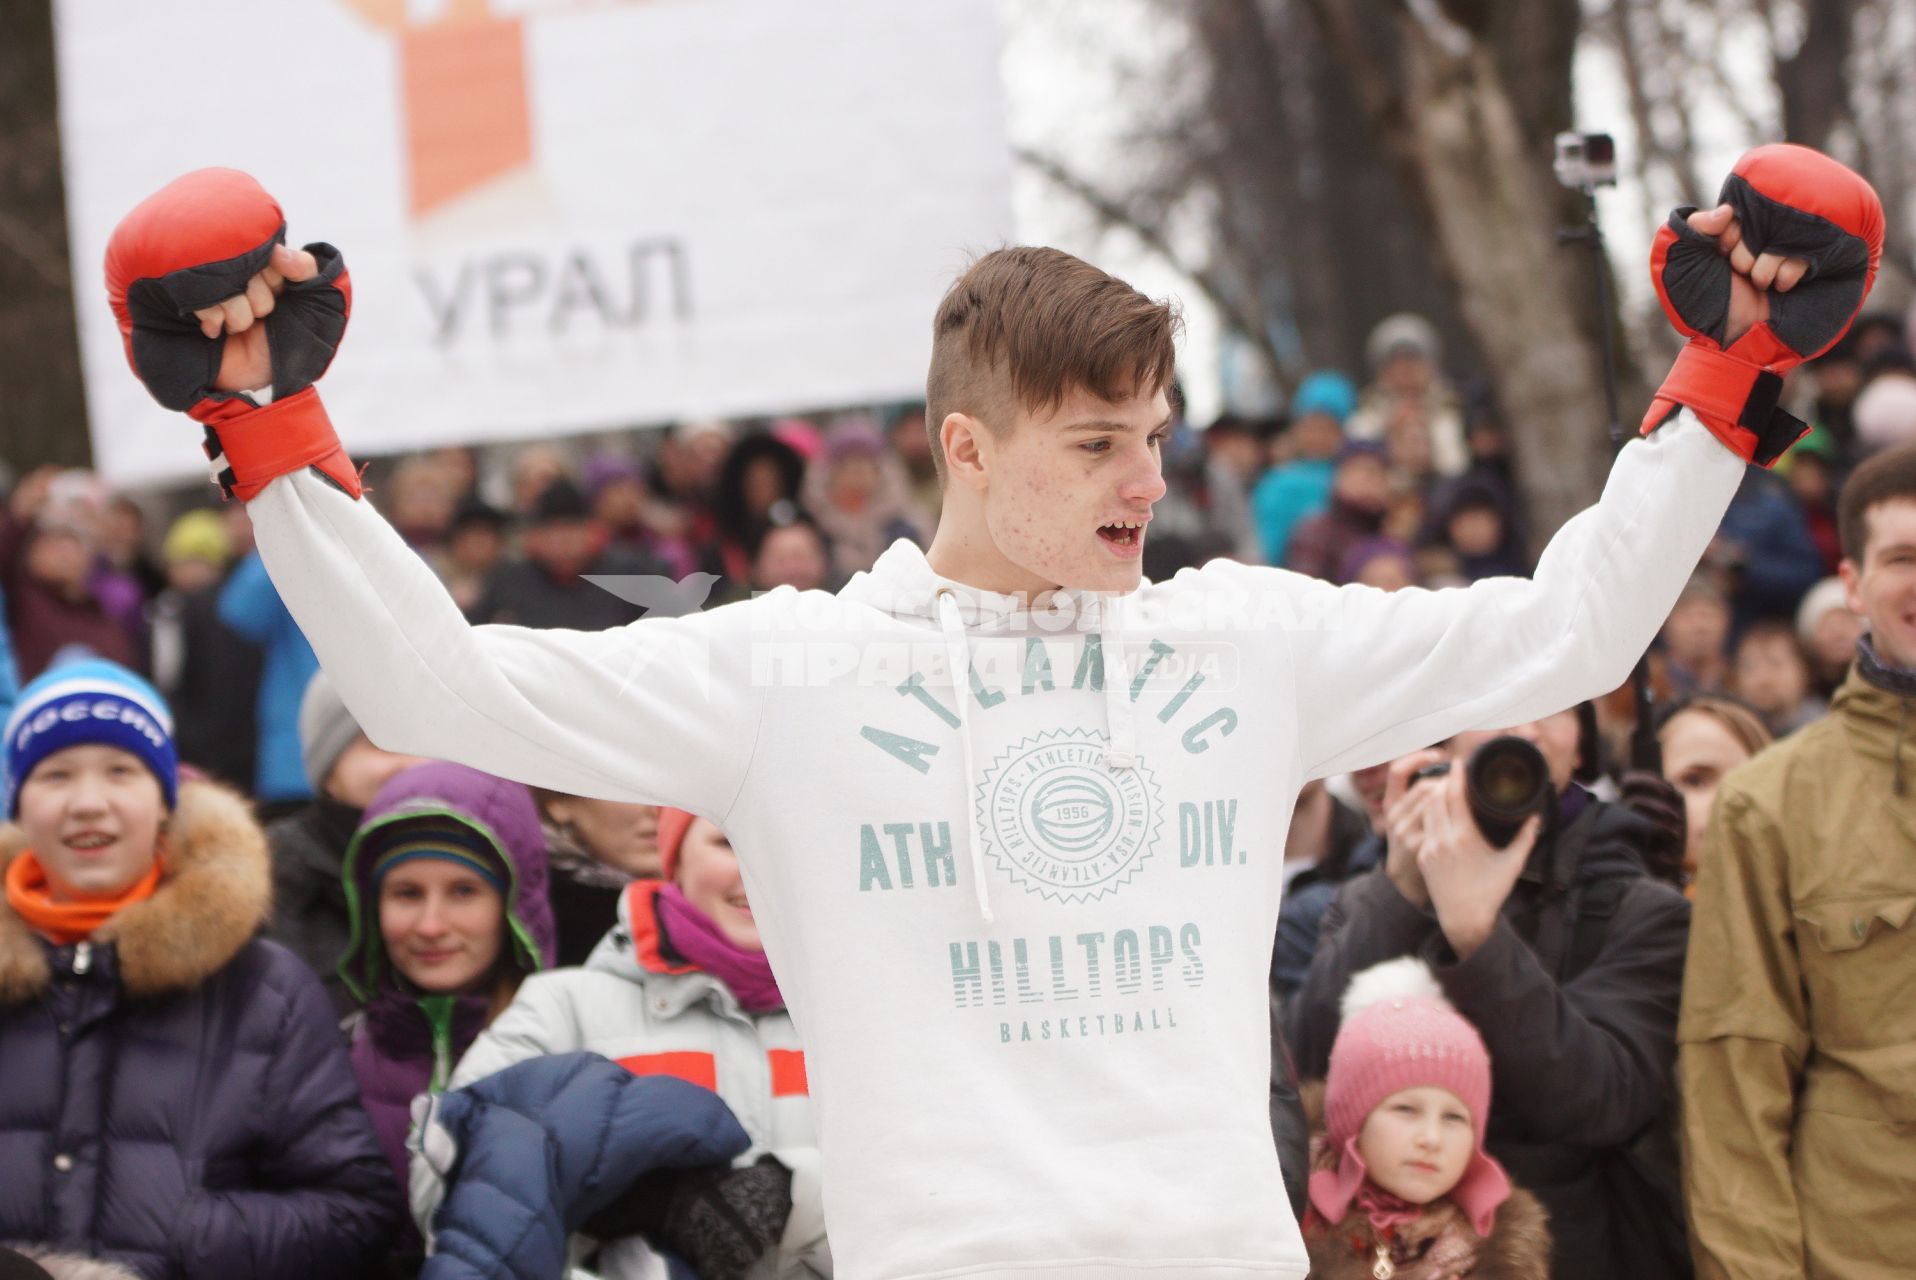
1678,663,1916,1279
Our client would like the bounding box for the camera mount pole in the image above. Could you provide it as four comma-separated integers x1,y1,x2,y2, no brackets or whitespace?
1558,191,1624,450
1559,181,1660,771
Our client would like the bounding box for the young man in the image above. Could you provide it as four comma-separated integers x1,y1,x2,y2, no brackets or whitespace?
102,148,1876,1280
1679,441,1916,1279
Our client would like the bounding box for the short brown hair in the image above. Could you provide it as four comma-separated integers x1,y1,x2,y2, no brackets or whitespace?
1658,694,1773,759
924,247,1180,479
1837,441,1916,562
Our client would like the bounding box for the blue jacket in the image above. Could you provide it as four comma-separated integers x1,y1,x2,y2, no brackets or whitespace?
0,582,18,733
413,1052,750,1280
1719,468,1825,624
217,552,317,802
1251,460,1334,565
0,782,399,1279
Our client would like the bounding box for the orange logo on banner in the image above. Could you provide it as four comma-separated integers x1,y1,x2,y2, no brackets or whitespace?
340,0,533,217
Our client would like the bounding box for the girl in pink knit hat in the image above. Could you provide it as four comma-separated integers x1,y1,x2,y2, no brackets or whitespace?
1301,958,1550,1279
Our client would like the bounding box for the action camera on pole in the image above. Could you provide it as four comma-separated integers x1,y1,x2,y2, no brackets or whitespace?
1554,132,1617,193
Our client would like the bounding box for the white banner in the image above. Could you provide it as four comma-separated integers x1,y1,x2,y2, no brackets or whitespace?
56,0,1014,485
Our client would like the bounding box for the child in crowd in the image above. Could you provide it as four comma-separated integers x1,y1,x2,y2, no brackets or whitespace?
443,808,827,1278
339,761,556,1214
1302,959,1548,1279
1732,620,1828,737
0,661,398,1277
1795,576,1864,698
1661,575,1733,696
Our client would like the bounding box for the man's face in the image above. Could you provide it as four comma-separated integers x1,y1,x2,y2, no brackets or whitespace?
448,524,505,574
1206,430,1264,479
1664,594,1730,666
1733,633,1808,715
1841,496,1916,668
526,519,599,579
752,524,829,592
1447,506,1503,557
979,384,1171,594
891,412,933,470
1787,455,1831,506
1292,414,1343,461
26,528,90,594
166,558,220,593
1378,350,1433,396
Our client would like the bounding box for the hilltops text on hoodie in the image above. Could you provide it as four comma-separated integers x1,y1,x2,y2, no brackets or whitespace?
247,411,1741,1279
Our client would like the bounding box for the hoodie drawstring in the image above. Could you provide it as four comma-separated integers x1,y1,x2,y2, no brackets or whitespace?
1099,594,1138,771
935,588,1141,925
936,589,994,923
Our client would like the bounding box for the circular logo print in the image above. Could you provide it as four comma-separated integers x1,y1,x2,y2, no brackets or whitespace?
976,728,1163,902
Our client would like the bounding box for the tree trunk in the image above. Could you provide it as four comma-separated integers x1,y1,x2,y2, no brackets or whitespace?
0,0,92,473
1393,7,1611,541
1775,0,1856,150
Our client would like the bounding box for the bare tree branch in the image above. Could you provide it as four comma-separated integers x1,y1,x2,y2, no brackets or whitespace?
1016,147,1286,384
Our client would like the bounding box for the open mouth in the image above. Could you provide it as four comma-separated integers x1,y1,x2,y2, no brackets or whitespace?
1097,520,1146,552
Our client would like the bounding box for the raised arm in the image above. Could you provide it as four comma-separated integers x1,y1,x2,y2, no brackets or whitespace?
247,466,765,817
104,169,765,819
1259,145,1882,778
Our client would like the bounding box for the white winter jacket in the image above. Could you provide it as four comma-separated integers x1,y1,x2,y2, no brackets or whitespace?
446,881,827,1278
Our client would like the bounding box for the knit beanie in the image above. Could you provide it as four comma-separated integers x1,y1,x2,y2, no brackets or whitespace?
1796,576,1853,647
657,807,696,882
4,659,177,816
1310,958,1510,1236
298,669,364,796
1854,371,1916,452
1291,370,1358,425
161,509,232,568
367,818,510,896
1365,313,1441,371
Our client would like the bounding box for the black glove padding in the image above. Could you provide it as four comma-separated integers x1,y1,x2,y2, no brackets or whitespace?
583,1154,794,1280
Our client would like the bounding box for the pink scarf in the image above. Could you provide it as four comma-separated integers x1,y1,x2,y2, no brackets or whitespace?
654,883,784,1012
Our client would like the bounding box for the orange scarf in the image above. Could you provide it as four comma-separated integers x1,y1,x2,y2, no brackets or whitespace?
3,850,163,945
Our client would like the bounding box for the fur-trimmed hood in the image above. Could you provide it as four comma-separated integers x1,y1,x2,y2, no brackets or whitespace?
1298,1081,1552,1279
0,779,271,1005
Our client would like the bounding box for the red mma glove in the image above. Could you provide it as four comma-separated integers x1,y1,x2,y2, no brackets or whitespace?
1642,143,1883,466
105,168,363,501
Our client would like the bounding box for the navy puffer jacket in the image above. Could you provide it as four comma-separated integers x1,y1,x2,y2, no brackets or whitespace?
412,1052,749,1280
0,780,401,1279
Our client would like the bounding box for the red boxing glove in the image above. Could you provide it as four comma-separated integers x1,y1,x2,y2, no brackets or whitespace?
1642,143,1883,466
105,168,363,501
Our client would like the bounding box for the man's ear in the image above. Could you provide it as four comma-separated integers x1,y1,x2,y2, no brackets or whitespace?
1839,556,1865,616
942,412,992,490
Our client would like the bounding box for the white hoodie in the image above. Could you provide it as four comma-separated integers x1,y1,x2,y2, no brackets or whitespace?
248,411,1741,1279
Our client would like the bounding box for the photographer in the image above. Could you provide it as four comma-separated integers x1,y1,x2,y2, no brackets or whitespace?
1284,709,1692,1280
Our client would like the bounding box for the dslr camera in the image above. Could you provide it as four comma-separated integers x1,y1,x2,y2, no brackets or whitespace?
1410,736,1556,848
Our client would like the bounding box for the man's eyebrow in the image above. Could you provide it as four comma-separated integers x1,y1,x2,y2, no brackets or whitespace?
1062,415,1175,434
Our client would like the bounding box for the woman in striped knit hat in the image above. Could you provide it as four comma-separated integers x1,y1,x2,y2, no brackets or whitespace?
337,759,555,1252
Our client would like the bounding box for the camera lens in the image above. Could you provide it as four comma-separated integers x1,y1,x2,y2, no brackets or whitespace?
1463,736,1553,846
1477,753,1536,808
